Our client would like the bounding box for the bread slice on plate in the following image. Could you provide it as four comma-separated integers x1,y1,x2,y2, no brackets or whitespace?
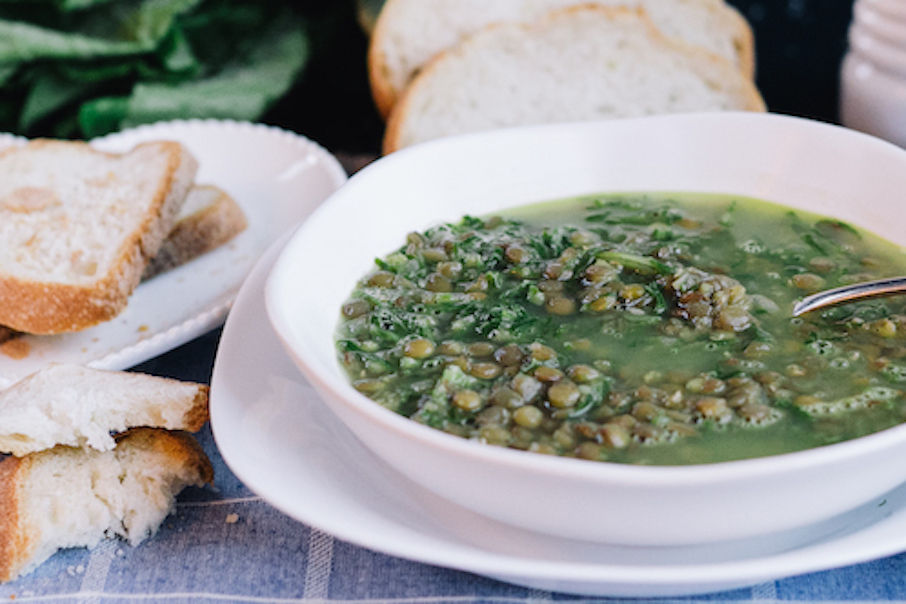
383,5,766,153
142,184,248,280
0,427,213,583
369,0,756,118
0,183,248,342
0,363,209,456
0,139,198,335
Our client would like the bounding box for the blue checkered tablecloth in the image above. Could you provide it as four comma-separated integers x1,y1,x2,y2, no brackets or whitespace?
4,421,906,603
0,327,905,603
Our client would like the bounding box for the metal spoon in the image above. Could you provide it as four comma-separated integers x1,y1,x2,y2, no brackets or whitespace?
792,276,906,317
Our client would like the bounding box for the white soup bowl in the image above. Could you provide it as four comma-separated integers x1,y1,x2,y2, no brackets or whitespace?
266,112,906,546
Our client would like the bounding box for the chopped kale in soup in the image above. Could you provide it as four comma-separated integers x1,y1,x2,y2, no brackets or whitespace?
336,193,906,465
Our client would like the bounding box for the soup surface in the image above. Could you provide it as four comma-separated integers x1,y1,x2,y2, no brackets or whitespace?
336,193,906,465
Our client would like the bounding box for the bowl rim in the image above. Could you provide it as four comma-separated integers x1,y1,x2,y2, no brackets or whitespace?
266,111,906,485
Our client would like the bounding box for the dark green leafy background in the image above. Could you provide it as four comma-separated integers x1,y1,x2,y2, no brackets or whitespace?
0,0,332,138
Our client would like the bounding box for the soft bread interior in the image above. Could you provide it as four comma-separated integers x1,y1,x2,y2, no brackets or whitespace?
1,428,212,582
0,364,209,457
0,142,189,284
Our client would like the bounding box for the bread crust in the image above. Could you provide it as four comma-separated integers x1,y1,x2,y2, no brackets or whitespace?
114,428,215,486
142,185,248,280
718,1,756,78
181,386,212,433
383,4,765,153
368,0,404,119
0,456,32,583
0,140,198,334
0,270,141,335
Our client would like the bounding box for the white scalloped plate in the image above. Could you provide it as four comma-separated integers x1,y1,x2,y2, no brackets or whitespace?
0,120,347,388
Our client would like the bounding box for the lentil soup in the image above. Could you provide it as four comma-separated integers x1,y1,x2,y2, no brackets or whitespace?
336,193,906,465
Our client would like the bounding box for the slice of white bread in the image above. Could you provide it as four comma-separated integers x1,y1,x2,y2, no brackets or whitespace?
0,140,198,335
0,184,248,342
142,184,248,280
369,0,756,118
383,5,766,153
0,364,209,456
0,427,213,583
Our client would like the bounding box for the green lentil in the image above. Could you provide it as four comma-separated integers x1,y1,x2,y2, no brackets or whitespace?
513,405,544,428
337,192,906,465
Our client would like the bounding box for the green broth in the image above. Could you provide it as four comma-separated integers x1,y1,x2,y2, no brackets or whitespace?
336,193,906,465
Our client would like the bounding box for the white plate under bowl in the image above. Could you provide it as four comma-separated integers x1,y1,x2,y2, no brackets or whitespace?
265,112,906,547
0,120,347,388
211,235,906,599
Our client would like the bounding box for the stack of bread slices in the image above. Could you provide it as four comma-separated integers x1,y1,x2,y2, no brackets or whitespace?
0,139,247,338
369,0,766,153
0,363,214,582
0,138,251,582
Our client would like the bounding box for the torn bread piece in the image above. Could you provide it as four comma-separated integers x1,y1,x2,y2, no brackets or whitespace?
0,139,198,335
0,363,209,456
0,428,213,583
383,5,765,153
142,184,248,280
369,0,756,118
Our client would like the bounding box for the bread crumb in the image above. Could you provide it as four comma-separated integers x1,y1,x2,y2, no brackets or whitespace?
0,338,29,360
65,564,85,576
225,513,239,524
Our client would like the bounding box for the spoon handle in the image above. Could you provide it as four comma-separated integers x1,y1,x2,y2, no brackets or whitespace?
792,276,906,316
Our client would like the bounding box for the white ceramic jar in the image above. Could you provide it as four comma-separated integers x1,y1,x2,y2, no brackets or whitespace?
840,0,906,147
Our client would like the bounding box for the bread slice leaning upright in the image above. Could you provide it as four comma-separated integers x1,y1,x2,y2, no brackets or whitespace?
0,140,198,335
0,428,214,583
142,184,248,280
383,5,766,153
